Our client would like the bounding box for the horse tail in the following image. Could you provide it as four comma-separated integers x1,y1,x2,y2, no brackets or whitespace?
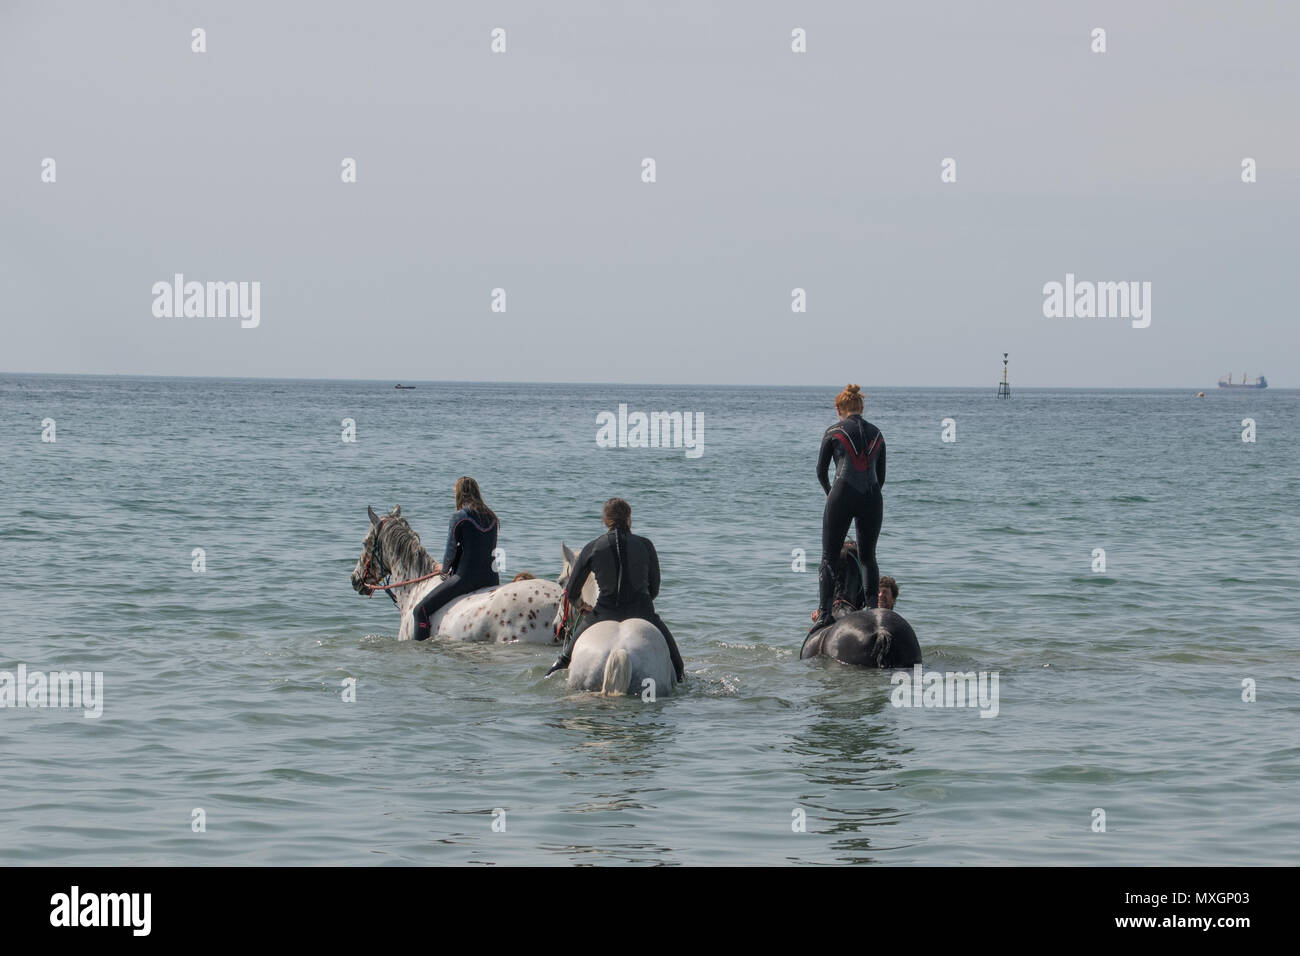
601,648,632,696
871,631,893,668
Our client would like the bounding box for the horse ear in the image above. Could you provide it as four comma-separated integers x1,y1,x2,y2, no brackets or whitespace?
557,543,574,586
392,504,401,517
368,505,381,527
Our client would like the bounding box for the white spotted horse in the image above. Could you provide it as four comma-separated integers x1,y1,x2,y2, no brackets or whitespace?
351,505,563,643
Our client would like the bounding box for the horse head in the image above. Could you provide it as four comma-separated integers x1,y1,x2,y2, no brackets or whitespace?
553,542,600,634
557,542,599,604
350,504,403,595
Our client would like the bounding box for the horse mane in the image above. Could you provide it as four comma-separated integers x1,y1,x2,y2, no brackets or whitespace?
379,516,435,577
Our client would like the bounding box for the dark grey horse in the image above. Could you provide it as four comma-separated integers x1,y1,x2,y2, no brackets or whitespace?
801,608,922,668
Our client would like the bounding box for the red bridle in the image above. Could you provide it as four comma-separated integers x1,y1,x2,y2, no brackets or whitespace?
554,592,586,642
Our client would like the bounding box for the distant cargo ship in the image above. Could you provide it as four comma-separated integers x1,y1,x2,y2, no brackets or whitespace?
1218,374,1267,389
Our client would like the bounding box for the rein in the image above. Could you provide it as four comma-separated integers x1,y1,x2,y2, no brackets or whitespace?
367,570,444,592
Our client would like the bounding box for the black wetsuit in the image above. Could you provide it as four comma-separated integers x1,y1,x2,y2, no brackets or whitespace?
411,508,500,641
562,527,684,680
816,414,885,622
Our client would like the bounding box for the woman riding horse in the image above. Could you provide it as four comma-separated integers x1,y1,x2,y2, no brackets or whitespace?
545,497,685,681
411,476,500,641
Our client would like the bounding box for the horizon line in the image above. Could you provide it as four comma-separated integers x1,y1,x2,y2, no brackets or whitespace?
0,370,1287,391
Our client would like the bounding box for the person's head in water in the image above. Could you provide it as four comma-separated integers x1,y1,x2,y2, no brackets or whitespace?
512,571,535,582
878,575,899,610
453,476,497,523
840,538,858,562
603,497,631,531
835,383,864,420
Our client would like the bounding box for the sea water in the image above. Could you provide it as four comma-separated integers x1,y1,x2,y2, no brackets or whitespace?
2,376,1297,864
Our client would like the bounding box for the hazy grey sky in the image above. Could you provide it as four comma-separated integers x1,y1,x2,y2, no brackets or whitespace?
2,1,1296,386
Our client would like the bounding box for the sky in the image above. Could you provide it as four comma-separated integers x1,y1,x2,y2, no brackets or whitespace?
1,0,1296,387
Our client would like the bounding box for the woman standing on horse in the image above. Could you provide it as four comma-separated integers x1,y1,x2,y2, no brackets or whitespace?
411,476,500,641
810,384,886,635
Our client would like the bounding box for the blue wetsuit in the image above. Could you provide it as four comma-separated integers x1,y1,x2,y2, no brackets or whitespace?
815,414,885,624
412,508,500,640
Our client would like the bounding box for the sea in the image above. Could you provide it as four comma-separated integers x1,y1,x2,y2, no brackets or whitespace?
2,375,1297,865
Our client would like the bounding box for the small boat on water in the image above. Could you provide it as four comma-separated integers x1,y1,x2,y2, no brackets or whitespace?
1218,374,1267,389
395,384,416,390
